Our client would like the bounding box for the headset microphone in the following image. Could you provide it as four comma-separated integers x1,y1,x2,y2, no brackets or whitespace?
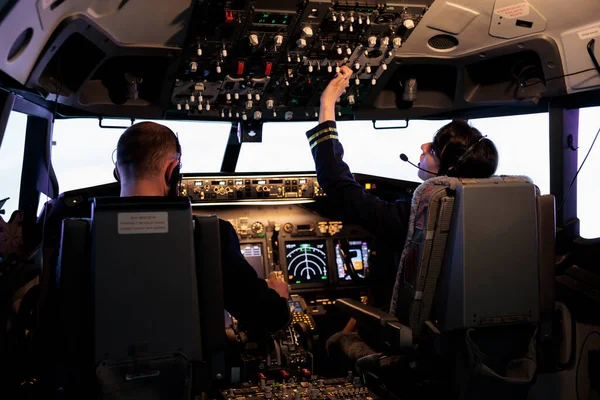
399,153,439,176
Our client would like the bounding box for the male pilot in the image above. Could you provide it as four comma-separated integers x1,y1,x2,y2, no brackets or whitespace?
114,121,290,332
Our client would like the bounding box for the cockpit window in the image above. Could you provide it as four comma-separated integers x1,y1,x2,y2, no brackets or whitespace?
0,111,27,219
50,118,231,193
470,112,550,195
577,106,600,239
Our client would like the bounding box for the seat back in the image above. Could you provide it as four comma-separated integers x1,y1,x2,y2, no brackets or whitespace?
55,196,224,398
390,175,552,335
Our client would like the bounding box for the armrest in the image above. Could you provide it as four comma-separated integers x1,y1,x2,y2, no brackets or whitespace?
336,298,413,349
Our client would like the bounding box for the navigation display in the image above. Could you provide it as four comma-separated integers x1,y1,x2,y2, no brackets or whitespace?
335,240,370,280
240,243,265,279
285,241,328,284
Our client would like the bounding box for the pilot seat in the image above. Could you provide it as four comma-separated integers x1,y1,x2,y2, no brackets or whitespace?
328,175,556,400
46,196,225,399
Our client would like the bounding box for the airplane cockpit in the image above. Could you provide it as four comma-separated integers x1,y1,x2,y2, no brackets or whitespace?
1,1,599,399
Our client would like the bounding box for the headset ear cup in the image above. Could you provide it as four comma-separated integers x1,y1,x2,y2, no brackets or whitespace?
113,167,120,183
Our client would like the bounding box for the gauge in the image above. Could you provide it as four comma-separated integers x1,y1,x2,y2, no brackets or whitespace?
283,222,293,233
251,221,264,235
285,241,328,284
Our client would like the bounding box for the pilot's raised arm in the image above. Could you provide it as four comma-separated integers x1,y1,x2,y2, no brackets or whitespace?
218,219,291,333
305,66,411,247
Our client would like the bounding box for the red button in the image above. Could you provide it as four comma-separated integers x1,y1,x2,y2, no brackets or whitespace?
265,62,273,76
302,368,311,377
257,372,266,380
225,10,234,22
280,370,290,379
237,61,245,75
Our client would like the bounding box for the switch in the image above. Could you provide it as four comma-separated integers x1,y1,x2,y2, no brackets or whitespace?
221,110,225,118
346,47,352,55
190,95,195,103
371,78,377,85
349,25,354,32
226,93,231,101
308,63,313,73
393,37,402,48
297,38,307,48
332,14,337,22
265,61,272,76
350,14,355,23
302,26,313,37
242,113,247,121
365,65,371,74
266,99,274,109
184,103,190,110
381,37,390,47
274,35,284,46
273,109,277,117
247,93,253,100
254,110,262,120
246,100,253,109
296,55,301,63
216,64,221,73
339,24,344,32
355,76,360,85
403,19,415,29
228,110,232,118
381,63,388,71
255,93,260,101
237,60,245,75
366,16,371,25
335,65,341,73
197,46,202,56
354,62,361,70
337,47,342,55
190,62,198,72
249,34,259,46
348,95,355,104
205,103,211,111
235,111,240,118
197,103,203,111
222,49,228,57
358,15,363,24
327,64,332,73
340,13,345,22
234,92,239,100
321,43,326,51
176,103,182,111
287,54,292,62
368,36,377,47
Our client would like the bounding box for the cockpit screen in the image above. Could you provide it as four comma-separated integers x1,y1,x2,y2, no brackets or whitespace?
285,241,328,284
240,243,265,279
335,240,369,280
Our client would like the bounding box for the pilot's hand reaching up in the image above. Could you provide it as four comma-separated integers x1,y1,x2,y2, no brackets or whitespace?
267,271,290,299
319,65,352,124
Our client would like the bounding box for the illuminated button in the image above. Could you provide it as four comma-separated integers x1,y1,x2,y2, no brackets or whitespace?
365,183,371,189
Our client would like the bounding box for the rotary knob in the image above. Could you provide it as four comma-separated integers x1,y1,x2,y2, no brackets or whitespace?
254,111,262,120
403,19,415,29
266,99,274,109
368,36,377,48
393,37,402,48
274,35,284,46
302,26,314,37
297,38,307,48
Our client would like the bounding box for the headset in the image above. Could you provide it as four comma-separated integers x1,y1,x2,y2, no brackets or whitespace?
400,135,488,177
113,128,182,197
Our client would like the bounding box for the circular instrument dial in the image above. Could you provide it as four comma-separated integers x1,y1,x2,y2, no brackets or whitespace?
251,221,265,235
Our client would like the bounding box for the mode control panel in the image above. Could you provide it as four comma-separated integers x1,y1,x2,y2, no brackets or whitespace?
180,174,325,203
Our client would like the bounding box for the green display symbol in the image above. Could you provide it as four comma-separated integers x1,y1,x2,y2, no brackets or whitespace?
321,276,327,280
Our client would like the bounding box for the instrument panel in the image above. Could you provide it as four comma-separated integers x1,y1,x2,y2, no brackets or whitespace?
170,0,432,122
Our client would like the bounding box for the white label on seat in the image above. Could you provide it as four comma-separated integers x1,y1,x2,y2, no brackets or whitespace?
415,291,423,300
118,212,169,234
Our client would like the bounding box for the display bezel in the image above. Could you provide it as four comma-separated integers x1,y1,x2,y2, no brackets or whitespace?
333,238,372,283
281,238,332,287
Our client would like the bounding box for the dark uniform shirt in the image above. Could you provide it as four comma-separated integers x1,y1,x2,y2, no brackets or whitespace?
218,219,291,332
305,121,411,307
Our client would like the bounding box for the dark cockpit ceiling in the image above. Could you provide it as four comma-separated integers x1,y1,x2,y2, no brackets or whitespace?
1,0,599,123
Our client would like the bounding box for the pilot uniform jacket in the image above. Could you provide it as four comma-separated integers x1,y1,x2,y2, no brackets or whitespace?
306,121,411,308
217,218,291,332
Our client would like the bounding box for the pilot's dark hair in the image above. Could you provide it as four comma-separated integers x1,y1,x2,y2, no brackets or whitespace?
431,120,498,178
116,121,181,179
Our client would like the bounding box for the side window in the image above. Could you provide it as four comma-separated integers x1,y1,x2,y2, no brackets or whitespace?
0,111,28,219
577,106,600,239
